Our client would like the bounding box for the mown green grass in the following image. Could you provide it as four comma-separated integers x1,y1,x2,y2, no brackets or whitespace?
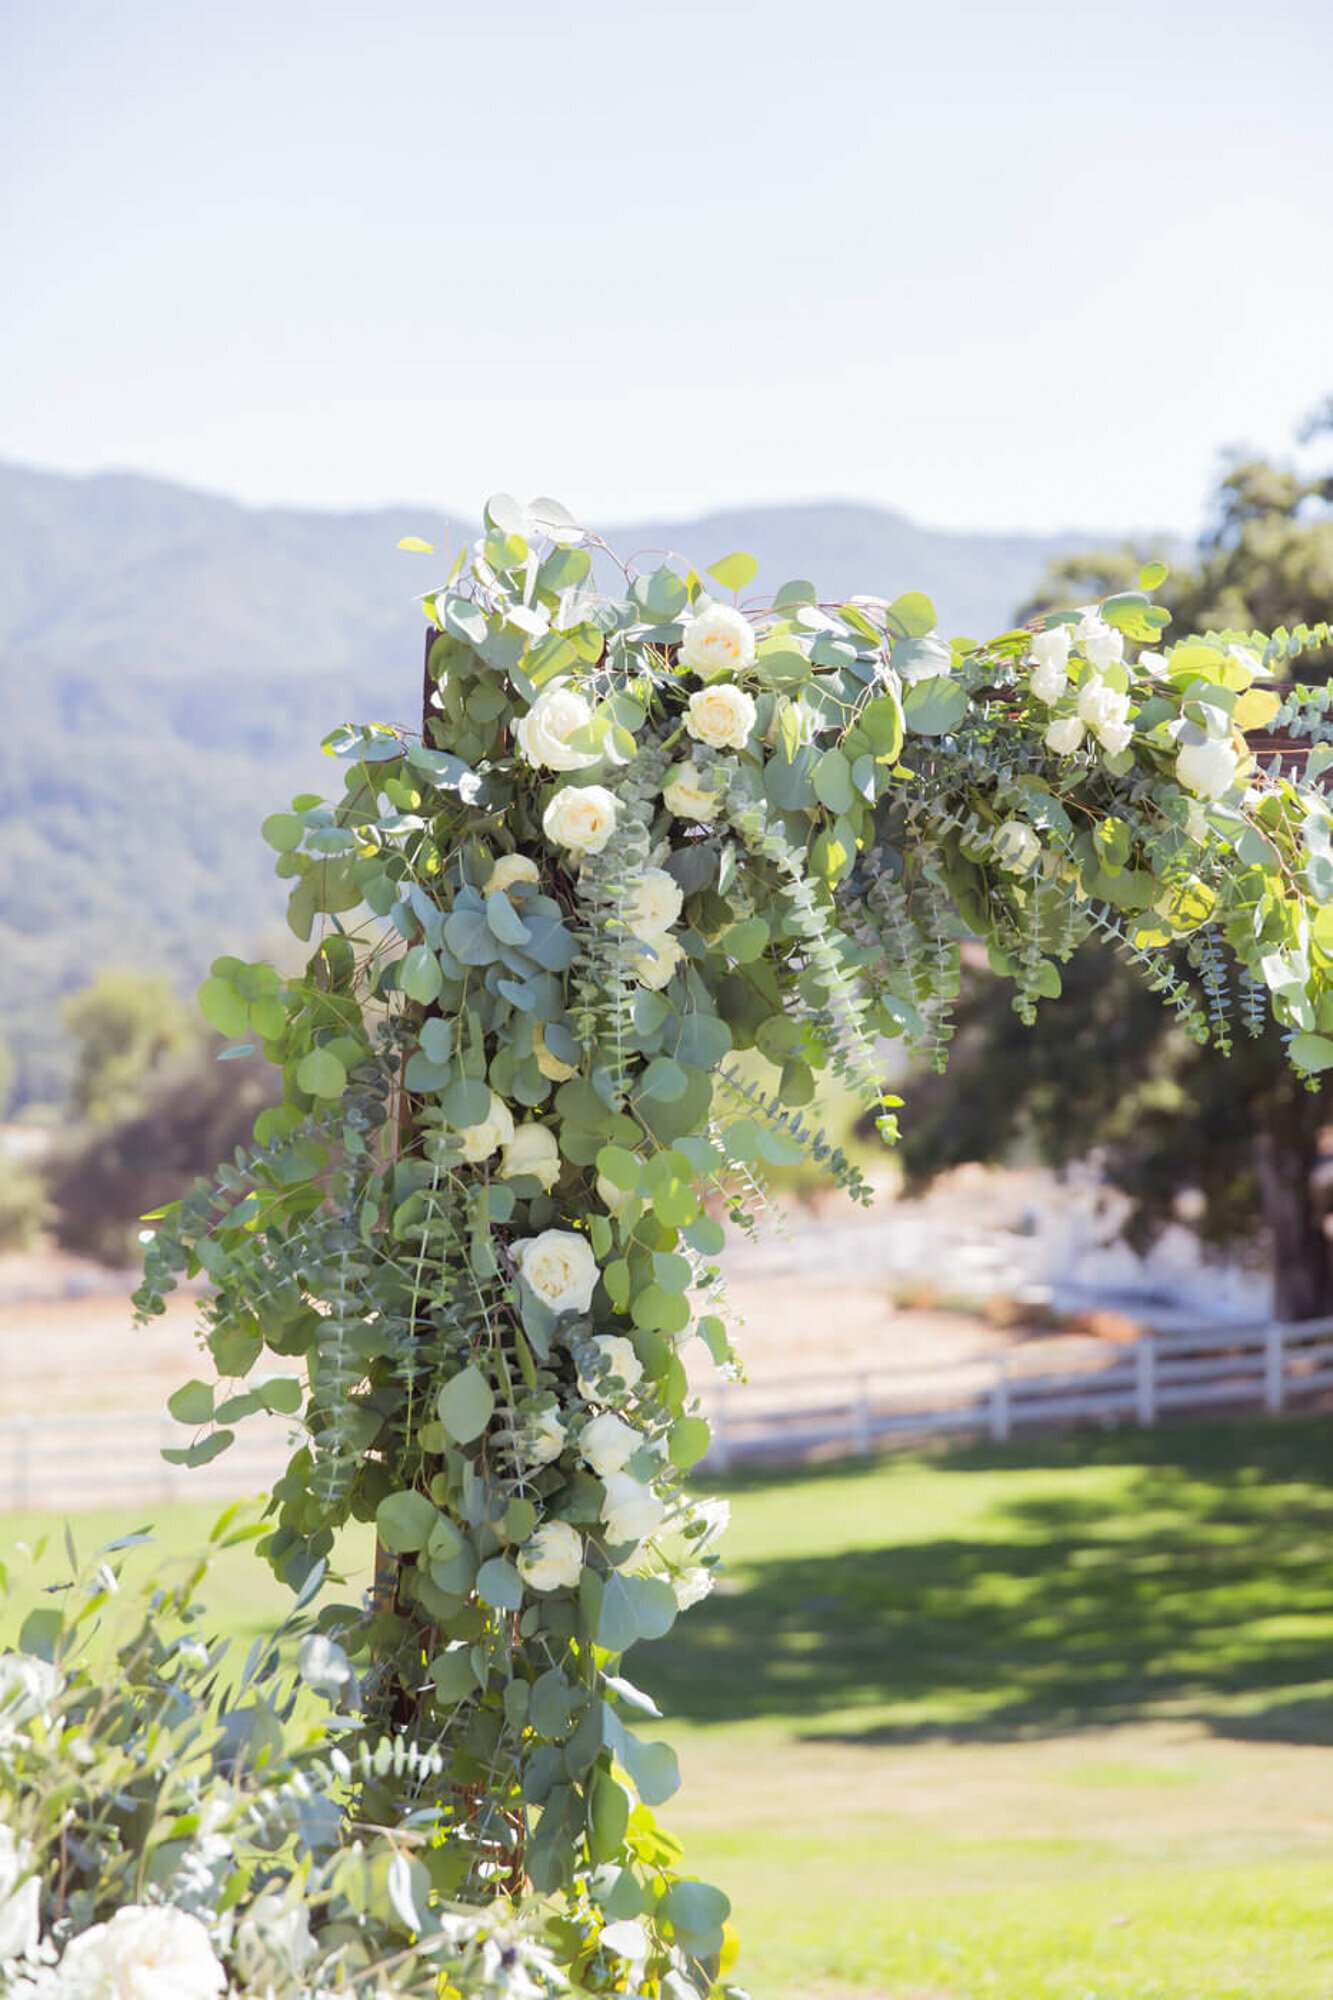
5,1419,1333,1997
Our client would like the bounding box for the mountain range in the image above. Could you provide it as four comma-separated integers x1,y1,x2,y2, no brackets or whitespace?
0,460,1119,1103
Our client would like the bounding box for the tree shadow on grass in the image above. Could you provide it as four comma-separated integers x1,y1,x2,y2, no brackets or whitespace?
637,1419,1333,1747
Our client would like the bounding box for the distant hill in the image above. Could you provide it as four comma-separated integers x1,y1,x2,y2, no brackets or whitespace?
0,461,1117,1103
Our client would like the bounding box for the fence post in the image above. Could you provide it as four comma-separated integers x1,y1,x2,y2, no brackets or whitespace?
1264,1321,1285,1414
852,1375,871,1457
1135,1334,1156,1427
988,1355,1010,1443
710,1387,731,1474
160,1416,177,1501
10,1415,34,1512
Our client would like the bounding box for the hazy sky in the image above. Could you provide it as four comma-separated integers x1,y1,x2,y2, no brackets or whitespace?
4,0,1330,536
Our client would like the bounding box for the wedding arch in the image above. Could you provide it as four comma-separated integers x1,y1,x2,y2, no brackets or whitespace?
99,495,1333,1994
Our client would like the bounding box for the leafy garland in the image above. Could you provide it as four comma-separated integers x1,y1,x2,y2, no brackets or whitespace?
117,497,1333,1996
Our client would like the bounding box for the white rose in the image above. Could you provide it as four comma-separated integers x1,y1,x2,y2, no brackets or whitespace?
596,1171,631,1216
233,1893,316,1988
500,1122,561,1188
1137,650,1170,680
662,760,720,821
517,1520,584,1592
533,1024,578,1081
1029,659,1069,705
1177,736,1239,800
514,685,599,771
624,867,684,940
673,1565,715,1609
542,784,619,855
485,853,540,894
1076,610,1125,673
578,1333,644,1398
992,820,1041,873
1077,677,1133,750
686,683,757,752
0,1656,61,1742
1044,715,1086,755
580,1411,641,1478
1028,625,1071,678
57,1907,226,2000
600,1470,668,1546
1028,626,1070,703
1097,719,1135,757
456,1091,515,1163
630,934,684,990
0,1826,39,1964
678,603,756,678
1184,798,1211,843
523,1407,566,1467
513,1229,599,1314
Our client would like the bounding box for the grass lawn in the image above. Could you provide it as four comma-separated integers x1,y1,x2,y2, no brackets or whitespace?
5,1419,1333,1997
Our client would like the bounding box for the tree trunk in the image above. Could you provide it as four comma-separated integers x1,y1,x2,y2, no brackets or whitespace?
1255,1087,1333,1320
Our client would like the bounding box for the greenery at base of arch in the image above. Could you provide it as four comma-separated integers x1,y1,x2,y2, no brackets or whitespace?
119,493,1333,1997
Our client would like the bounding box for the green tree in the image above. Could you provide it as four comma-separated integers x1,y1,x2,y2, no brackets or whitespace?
905,413,1333,1319
62,969,197,1126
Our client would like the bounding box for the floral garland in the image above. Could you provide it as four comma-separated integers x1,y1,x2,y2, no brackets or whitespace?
113,495,1333,1996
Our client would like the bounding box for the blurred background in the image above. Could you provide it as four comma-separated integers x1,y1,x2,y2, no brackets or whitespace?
4,3,1333,1993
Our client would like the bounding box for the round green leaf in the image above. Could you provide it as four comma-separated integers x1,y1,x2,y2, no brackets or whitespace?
295,1047,348,1098
436,1365,494,1445
376,1489,439,1555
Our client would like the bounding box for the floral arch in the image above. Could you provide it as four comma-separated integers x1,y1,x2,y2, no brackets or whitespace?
16,495,1333,2000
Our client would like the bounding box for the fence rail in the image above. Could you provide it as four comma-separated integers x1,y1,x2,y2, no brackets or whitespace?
696,1316,1333,1472
3,1319,1333,1512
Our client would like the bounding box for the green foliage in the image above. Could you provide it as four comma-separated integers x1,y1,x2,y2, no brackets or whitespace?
0,1149,49,1252
0,1522,577,1997
45,1037,278,1264
62,969,199,1127
110,494,1333,1991
913,410,1333,1315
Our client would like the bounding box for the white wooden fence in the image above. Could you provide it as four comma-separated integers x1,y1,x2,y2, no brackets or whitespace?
3,1318,1332,1512
697,1315,1333,1471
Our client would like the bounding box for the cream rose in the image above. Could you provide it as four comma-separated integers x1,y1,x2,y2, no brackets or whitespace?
542,784,618,855
1076,609,1125,673
1028,626,1071,704
1177,736,1239,800
523,1406,566,1467
678,603,756,678
992,820,1041,873
662,760,720,821
517,1520,584,1592
624,867,684,940
1044,715,1086,755
1077,677,1133,752
533,1024,578,1081
600,1470,667,1546
514,685,599,771
630,934,684,990
456,1091,515,1163
512,1229,599,1314
578,1334,644,1397
580,1411,641,1478
500,1122,561,1188
686,683,757,752
596,1171,631,1216
0,1826,39,1964
57,1907,226,2000
485,852,540,894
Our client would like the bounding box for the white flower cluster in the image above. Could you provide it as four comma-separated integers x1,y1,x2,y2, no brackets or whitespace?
1027,613,1134,763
